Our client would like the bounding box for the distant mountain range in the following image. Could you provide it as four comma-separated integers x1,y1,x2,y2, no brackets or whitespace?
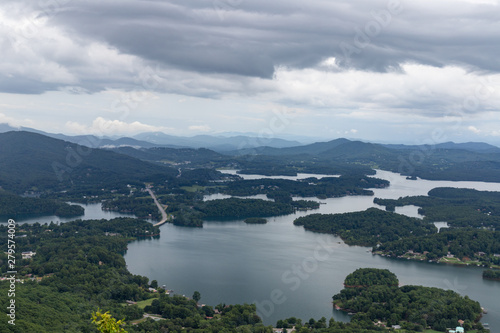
2,125,500,192
0,124,301,151
382,142,500,154
2,122,498,153
227,138,500,156
132,131,301,151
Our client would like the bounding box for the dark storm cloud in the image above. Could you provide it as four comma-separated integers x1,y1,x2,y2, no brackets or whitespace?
1,0,500,97
41,0,500,78
0,74,59,94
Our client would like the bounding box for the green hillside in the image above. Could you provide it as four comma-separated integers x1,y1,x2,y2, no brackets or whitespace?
0,131,176,193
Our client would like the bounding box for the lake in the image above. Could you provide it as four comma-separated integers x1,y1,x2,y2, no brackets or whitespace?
125,170,499,328
10,202,139,225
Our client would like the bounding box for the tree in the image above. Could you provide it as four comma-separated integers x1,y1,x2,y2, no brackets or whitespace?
91,309,127,333
193,290,201,303
150,280,158,289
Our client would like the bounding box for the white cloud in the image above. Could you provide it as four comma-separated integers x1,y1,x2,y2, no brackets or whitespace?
468,126,481,134
65,117,165,136
188,125,211,132
273,63,500,117
0,112,34,128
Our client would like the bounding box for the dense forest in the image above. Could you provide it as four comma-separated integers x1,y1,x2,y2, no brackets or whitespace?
0,218,158,332
333,268,484,331
343,268,399,287
102,193,161,220
0,191,84,217
196,198,296,219
223,176,389,199
374,187,500,229
376,228,500,265
293,208,437,246
292,206,500,267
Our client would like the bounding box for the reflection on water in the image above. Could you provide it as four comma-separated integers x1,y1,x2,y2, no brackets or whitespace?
219,169,340,180
9,202,140,225
124,170,500,328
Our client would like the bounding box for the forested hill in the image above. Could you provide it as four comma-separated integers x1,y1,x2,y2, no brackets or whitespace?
230,138,500,182
0,131,177,193
333,268,483,331
109,146,227,165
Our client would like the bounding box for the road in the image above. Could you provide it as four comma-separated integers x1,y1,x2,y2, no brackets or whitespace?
146,188,169,227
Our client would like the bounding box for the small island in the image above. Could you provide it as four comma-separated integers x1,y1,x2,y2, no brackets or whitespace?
244,217,267,224
333,268,484,332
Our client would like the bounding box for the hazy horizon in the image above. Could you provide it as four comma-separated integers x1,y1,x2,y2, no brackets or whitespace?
3,122,500,148
1,1,500,146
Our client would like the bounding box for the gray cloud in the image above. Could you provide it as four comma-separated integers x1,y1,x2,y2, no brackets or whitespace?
1,0,500,96
43,0,500,76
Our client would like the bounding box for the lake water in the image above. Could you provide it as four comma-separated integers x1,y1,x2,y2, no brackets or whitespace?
124,170,499,328
10,202,139,225
220,170,340,180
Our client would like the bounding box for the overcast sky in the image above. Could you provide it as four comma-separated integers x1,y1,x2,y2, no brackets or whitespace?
1,0,500,144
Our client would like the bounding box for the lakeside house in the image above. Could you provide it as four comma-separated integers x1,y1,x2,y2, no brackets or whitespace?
22,251,36,259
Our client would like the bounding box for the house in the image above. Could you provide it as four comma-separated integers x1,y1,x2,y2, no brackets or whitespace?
22,251,36,259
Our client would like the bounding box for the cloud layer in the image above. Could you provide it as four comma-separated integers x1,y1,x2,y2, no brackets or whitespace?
0,0,499,142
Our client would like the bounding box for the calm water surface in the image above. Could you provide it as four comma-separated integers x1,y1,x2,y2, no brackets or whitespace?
125,170,499,328
10,202,139,225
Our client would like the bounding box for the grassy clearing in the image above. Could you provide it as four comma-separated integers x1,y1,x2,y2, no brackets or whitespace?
136,297,159,309
181,185,206,192
129,317,147,325
122,296,159,309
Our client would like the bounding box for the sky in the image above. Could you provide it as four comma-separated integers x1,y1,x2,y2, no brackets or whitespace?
1,0,500,145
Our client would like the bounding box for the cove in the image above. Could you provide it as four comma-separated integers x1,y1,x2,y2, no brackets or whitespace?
13,202,139,225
